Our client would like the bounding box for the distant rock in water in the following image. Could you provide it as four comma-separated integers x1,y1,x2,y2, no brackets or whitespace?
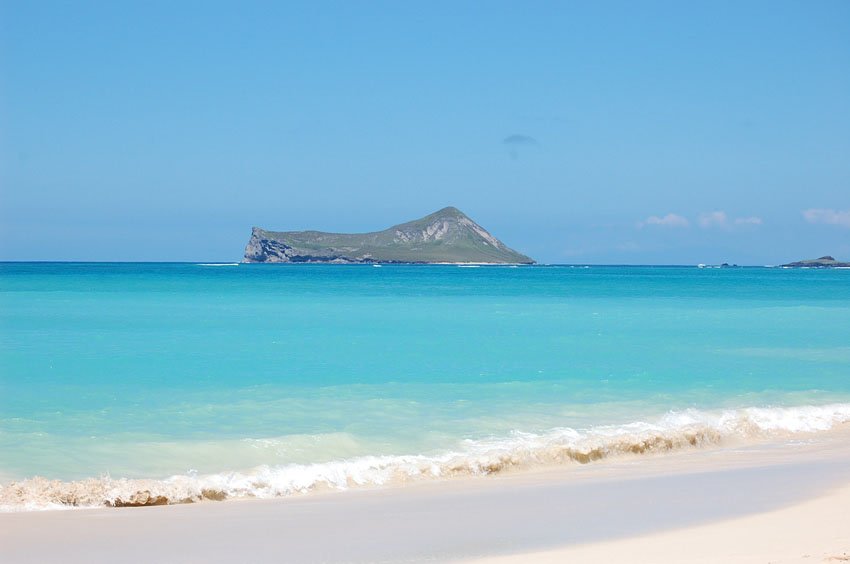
243,207,535,264
782,256,850,268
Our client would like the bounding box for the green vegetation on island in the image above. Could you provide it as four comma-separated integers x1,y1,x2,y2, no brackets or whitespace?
243,207,535,264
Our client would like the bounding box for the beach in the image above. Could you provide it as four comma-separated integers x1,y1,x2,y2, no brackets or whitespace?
2,428,849,563
5,0,849,560
474,484,850,564
475,488,850,564
2,264,850,561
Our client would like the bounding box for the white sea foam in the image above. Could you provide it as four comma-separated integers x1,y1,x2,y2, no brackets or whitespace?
3,403,849,512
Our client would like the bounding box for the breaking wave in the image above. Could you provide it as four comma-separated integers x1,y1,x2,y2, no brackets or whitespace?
3,403,849,512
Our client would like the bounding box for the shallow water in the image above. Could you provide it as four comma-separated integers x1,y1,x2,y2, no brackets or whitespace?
2,263,849,508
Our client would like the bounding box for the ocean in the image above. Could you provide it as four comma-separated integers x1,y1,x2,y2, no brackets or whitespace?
2,262,850,509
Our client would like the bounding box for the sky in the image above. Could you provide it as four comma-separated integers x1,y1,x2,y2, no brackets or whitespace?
1,1,848,264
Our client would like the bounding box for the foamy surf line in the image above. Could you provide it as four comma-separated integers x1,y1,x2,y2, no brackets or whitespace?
3,403,849,512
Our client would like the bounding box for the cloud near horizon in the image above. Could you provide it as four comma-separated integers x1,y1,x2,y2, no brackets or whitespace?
637,211,762,231
697,211,763,230
734,216,763,226
638,213,690,228
698,211,728,228
802,208,850,228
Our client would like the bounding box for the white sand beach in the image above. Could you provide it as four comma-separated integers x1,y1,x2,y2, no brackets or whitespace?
2,429,849,563
472,483,850,563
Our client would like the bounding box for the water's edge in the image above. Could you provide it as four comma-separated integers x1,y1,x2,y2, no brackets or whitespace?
3,403,848,512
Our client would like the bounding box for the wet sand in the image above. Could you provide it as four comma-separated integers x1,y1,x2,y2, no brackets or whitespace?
472,482,850,563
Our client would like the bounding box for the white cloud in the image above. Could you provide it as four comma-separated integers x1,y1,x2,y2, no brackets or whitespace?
802,208,850,228
698,211,728,229
734,216,763,226
698,211,762,230
638,213,690,229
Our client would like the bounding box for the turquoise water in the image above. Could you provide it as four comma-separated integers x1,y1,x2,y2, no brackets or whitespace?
2,263,850,507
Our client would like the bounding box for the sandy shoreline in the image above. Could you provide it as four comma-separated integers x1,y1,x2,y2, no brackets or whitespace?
472,483,850,564
2,431,850,563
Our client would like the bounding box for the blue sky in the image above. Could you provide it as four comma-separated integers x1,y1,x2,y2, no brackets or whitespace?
1,1,848,263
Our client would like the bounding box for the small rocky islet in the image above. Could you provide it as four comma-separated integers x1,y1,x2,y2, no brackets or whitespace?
781,256,850,268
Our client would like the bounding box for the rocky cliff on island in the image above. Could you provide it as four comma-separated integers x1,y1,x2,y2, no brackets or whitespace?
781,256,850,268
243,207,535,264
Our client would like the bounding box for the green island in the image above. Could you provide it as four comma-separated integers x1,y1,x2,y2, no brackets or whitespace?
243,206,535,264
